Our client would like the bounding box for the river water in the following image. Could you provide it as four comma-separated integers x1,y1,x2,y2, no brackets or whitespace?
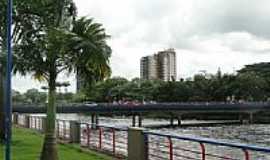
39,114,270,159
56,114,270,145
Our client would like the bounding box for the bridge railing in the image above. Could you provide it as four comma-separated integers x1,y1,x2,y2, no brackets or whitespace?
144,131,270,160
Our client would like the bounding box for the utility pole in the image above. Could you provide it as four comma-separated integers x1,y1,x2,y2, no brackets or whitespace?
0,63,4,141
5,0,13,159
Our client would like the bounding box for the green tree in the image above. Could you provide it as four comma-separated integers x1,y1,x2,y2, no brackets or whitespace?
238,62,270,97
88,77,128,102
13,2,111,160
13,1,77,159
12,90,27,104
190,74,212,101
215,74,236,101
233,72,267,101
72,92,87,102
156,81,192,102
72,17,112,89
139,80,161,101
238,62,270,79
24,88,47,104
207,70,235,101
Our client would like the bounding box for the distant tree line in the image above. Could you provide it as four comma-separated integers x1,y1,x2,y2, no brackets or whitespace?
13,62,270,104
83,62,270,102
12,88,74,104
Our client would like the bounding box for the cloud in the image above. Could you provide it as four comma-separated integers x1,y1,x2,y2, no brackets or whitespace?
74,0,270,50
222,32,270,53
13,0,270,92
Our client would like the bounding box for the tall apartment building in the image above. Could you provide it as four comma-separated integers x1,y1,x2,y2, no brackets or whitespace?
140,55,158,80
140,48,176,81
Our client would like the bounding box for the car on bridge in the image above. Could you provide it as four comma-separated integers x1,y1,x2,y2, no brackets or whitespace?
83,101,98,107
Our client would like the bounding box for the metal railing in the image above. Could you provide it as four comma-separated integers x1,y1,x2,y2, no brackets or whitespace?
80,123,128,157
13,114,270,160
56,119,70,141
17,114,28,127
144,131,270,160
15,115,128,158
29,116,44,132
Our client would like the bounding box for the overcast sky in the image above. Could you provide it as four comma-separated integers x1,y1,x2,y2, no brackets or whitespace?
13,0,270,92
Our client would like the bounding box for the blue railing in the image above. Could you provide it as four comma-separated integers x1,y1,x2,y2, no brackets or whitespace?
144,131,270,160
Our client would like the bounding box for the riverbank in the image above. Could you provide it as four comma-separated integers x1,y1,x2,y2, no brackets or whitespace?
0,127,113,160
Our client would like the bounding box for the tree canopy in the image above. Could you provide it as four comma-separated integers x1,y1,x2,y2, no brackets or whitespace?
84,66,270,103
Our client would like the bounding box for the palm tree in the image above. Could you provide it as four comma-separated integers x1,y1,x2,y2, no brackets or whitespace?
11,1,76,159
70,17,112,84
14,15,111,160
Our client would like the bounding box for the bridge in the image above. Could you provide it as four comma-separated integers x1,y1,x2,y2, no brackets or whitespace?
13,102,270,127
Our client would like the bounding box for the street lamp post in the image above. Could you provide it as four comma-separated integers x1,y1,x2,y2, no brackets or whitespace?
5,0,13,160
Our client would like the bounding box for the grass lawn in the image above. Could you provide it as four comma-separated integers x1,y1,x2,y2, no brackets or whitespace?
0,127,113,160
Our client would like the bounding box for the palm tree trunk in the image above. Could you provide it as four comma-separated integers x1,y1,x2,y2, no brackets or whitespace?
40,73,58,160
0,65,5,142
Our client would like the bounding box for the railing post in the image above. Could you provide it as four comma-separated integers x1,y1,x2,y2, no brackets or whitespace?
56,120,60,138
38,117,40,130
138,115,143,127
132,115,136,127
13,113,18,125
170,117,174,126
34,116,37,129
243,149,250,160
29,116,32,128
25,115,30,128
91,114,95,129
112,128,116,155
249,113,254,124
168,137,173,160
128,127,147,160
63,120,66,139
96,115,99,126
70,121,81,143
144,133,149,160
99,127,102,149
87,124,90,147
199,143,206,160
42,117,46,133
177,116,182,126
29,116,33,128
